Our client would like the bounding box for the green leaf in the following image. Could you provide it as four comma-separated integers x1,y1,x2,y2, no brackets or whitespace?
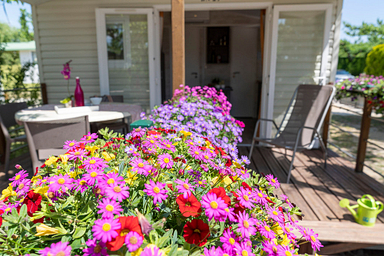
71,237,85,249
11,207,19,219
19,204,27,219
118,161,125,176
7,225,17,237
168,244,178,256
157,229,172,247
61,196,74,209
73,226,86,239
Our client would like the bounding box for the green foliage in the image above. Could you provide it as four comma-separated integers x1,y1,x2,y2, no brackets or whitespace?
339,20,384,75
19,8,34,41
364,44,384,76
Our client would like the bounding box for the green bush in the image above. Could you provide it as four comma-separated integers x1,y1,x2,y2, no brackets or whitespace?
365,44,384,76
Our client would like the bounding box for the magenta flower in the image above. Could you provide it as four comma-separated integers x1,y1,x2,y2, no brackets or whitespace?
299,227,323,251
83,170,103,186
75,178,89,193
10,170,28,187
203,246,223,256
15,179,31,196
81,132,98,144
279,245,296,256
143,180,168,205
236,187,255,209
68,148,87,161
158,153,174,169
236,211,256,238
141,245,164,256
83,157,108,171
39,241,72,256
84,238,107,256
100,172,125,188
125,231,143,252
48,174,73,192
131,127,146,137
60,61,71,80
161,140,175,152
257,221,275,239
131,158,151,176
92,218,121,243
254,188,268,206
261,240,280,256
189,146,203,161
234,242,254,256
175,179,195,199
265,174,280,189
97,198,123,219
220,229,237,251
201,192,227,221
267,206,284,223
63,140,78,150
105,184,130,202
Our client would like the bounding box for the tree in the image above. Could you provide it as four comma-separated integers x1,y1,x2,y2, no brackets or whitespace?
19,8,34,41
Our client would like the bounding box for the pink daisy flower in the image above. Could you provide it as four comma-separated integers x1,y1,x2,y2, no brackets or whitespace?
39,241,72,256
105,184,130,202
236,211,256,238
83,170,103,186
92,218,121,243
15,179,31,196
299,227,323,251
236,187,255,209
81,132,98,143
48,174,73,192
261,240,279,256
143,180,168,205
189,146,203,161
266,174,280,189
203,246,223,256
201,192,227,221
141,245,164,256
175,179,195,199
279,245,296,256
161,140,175,152
97,198,123,219
100,172,125,188
220,229,237,251
131,127,146,137
63,140,79,150
10,170,28,187
234,242,255,256
84,238,107,256
158,153,174,169
223,207,237,222
131,158,151,176
125,231,143,252
83,157,108,171
68,148,87,161
254,188,268,206
257,221,275,239
76,178,89,193
267,206,284,223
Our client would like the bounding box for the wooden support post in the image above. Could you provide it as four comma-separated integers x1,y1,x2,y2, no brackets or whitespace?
41,83,48,104
171,0,185,94
322,105,332,148
355,97,372,172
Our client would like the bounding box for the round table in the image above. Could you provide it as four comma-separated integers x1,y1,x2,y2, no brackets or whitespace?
15,104,132,124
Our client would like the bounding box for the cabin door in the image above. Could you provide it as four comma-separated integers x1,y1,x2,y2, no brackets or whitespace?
267,4,332,134
96,8,159,113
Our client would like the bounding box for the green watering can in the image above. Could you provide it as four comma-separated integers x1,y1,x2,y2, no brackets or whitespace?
339,194,383,227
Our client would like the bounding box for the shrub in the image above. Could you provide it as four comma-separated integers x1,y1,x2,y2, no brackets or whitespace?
364,44,384,76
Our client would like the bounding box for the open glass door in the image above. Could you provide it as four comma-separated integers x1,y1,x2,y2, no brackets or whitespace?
267,4,332,132
96,9,158,113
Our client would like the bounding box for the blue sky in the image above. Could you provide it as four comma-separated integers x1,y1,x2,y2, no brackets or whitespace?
0,0,384,40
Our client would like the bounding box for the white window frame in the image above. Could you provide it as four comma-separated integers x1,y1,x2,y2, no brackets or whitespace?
266,4,333,137
95,8,158,109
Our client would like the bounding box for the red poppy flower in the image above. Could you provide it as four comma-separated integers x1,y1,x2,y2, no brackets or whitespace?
225,159,232,167
183,219,210,246
241,182,252,191
0,210,3,227
24,191,42,215
176,194,202,217
106,216,143,251
167,184,174,191
208,187,231,206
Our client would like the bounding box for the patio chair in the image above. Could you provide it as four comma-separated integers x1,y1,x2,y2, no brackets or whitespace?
0,102,28,176
24,116,90,171
249,84,335,183
97,95,128,134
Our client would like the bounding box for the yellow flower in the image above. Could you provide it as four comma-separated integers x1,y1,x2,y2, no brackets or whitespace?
34,186,49,195
0,185,17,200
35,224,60,236
180,130,192,138
45,156,58,166
131,248,143,256
31,175,42,183
233,161,242,169
205,140,211,147
279,234,290,246
125,171,138,185
69,171,77,178
59,154,69,164
85,145,100,156
223,176,233,186
271,223,284,236
102,152,115,162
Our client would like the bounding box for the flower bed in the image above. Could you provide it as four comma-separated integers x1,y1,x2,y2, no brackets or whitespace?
144,85,245,152
0,90,322,256
335,74,384,113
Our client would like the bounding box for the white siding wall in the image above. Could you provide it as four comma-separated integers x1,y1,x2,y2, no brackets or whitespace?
33,0,341,104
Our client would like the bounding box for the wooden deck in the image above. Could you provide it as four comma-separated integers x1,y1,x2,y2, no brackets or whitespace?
238,146,384,254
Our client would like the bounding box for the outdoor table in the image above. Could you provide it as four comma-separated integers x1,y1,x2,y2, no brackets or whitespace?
14,103,142,133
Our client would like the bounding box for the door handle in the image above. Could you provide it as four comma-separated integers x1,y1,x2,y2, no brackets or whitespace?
233,72,240,78
191,72,198,79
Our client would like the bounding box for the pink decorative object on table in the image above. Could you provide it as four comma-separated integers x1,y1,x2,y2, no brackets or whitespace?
74,77,84,107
